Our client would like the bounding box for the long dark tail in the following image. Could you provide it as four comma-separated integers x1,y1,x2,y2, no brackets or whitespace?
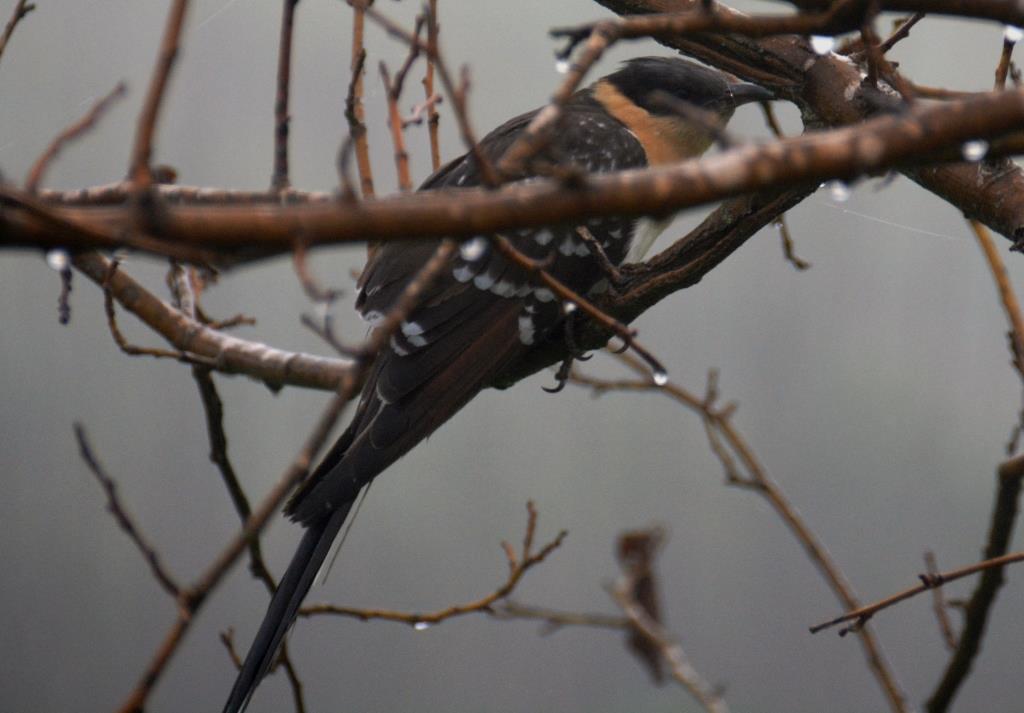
223,502,352,713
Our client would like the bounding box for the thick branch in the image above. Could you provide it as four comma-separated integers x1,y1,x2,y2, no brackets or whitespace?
9,87,1024,257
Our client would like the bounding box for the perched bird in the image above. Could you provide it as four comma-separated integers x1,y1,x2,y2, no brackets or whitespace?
224,56,771,712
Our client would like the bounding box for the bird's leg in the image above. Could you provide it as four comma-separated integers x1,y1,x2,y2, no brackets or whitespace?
542,309,592,394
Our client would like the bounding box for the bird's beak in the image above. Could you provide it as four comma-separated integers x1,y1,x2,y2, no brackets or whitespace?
729,80,774,107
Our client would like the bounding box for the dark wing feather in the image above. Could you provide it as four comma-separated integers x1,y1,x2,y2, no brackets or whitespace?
287,92,650,526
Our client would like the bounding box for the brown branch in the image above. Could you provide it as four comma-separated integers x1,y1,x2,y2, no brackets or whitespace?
926,454,1024,712
0,0,33,63
40,182,333,205
572,354,908,713
128,0,190,190
74,251,350,390
191,367,306,711
345,4,375,200
13,86,1024,258
363,2,500,187
876,12,926,54
776,215,811,270
26,82,127,193
969,220,1024,447
292,241,344,305
271,0,300,192
810,550,1024,636
924,551,959,651
300,501,567,625
777,0,1024,25
422,0,441,171
610,577,728,713
488,601,630,633
592,0,1024,253
74,424,182,598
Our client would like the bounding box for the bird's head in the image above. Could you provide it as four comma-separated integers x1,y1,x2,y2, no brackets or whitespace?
591,56,773,163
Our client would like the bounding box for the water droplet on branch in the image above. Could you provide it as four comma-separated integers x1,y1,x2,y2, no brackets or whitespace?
46,249,69,271
961,140,989,162
810,35,836,55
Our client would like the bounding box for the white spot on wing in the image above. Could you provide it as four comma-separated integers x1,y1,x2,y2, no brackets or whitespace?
518,314,535,345
534,287,555,302
460,237,487,261
453,264,475,282
390,335,410,356
474,271,496,290
363,310,384,326
491,280,517,297
534,230,554,246
401,320,424,336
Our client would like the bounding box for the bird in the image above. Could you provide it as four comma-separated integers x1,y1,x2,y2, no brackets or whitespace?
223,55,772,712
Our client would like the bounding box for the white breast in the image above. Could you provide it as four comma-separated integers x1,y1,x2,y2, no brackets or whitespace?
625,216,672,263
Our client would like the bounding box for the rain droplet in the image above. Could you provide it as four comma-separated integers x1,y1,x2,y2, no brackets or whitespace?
810,35,836,55
46,249,69,271
460,237,487,261
555,59,570,75
961,139,989,162
413,621,431,631
826,180,851,203
563,302,577,315
1005,25,1024,44
652,370,669,387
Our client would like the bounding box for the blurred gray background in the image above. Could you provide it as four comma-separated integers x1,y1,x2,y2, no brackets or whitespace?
2,1,1022,712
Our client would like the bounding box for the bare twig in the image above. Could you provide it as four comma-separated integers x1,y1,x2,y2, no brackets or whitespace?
877,12,926,54
927,454,1024,712
345,6,375,200
924,551,959,651
775,215,811,270
422,0,441,170
26,82,127,193
969,219,1024,450
300,502,567,625
488,601,629,633
0,0,33,63
73,251,349,390
611,577,728,713
811,550,1024,636
572,354,908,713
272,0,300,192
128,0,190,190
74,424,182,598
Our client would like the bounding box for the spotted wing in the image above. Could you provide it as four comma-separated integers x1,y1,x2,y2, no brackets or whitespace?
286,94,648,525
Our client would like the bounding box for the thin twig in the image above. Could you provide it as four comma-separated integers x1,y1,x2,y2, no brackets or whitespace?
345,4,375,200
0,0,33,63
776,215,811,270
995,32,1017,90
610,578,729,713
488,601,629,633
926,454,1024,712
924,551,959,651
128,0,190,190
26,82,127,193
74,424,182,598
572,353,909,713
422,0,441,171
811,550,1024,636
300,501,567,626
272,0,300,192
